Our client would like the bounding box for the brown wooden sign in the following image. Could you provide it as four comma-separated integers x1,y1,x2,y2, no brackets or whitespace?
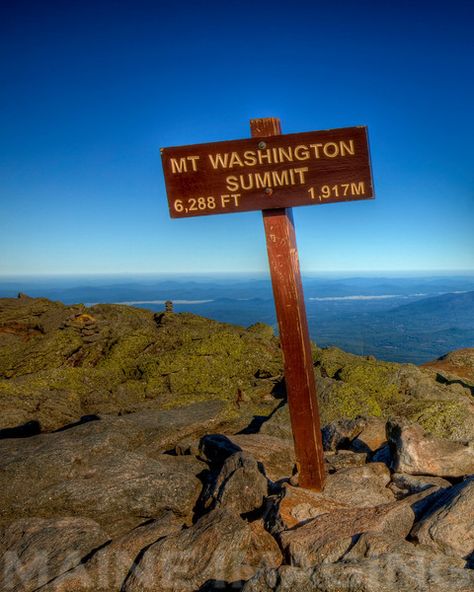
161,118,375,491
161,126,373,218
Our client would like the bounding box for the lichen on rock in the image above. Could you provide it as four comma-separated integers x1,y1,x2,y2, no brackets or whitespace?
0,298,282,432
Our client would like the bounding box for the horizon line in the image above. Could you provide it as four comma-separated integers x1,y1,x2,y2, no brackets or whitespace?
1,269,474,279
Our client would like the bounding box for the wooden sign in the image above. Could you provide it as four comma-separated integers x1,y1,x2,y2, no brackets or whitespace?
161,118,375,491
161,125,373,218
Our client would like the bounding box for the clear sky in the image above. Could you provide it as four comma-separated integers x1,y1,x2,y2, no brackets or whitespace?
1,0,473,275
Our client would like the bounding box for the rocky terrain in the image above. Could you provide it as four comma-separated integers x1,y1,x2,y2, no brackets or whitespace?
421,348,474,383
0,295,473,591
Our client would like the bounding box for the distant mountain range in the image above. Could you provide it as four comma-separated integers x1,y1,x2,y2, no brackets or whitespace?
1,274,474,303
388,290,474,322
312,291,474,363
0,275,473,364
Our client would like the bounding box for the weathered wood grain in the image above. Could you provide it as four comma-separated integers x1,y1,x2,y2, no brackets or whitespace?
252,118,326,491
161,124,373,218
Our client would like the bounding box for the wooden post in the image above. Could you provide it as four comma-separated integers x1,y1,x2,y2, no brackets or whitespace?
250,117,326,491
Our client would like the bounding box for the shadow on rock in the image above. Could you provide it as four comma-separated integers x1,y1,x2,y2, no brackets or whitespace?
199,579,246,591
237,400,287,436
53,414,100,433
0,420,41,439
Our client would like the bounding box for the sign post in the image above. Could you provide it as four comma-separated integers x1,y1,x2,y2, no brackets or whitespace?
161,118,374,490
251,117,325,489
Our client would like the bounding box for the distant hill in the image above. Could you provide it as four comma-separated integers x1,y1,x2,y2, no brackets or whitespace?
388,291,474,325
310,291,474,364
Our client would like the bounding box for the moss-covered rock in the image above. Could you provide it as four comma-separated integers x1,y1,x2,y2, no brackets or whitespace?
313,348,402,423
1,297,473,440
311,346,474,440
318,381,382,425
0,298,282,431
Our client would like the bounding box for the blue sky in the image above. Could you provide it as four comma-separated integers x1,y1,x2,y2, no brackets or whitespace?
1,0,473,275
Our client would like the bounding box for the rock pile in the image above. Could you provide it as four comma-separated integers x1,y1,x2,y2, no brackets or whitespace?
0,406,472,591
1,298,473,590
0,298,283,433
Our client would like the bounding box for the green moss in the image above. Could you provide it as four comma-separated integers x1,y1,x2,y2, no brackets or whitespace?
406,400,470,440
3,297,471,439
319,381,382,425
313,347,403,423
1,329,83,377
247,322,275,339
313,347,360,378
98,330,157,371
338,362,402,407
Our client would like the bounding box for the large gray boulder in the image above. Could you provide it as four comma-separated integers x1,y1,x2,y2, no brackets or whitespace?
0,416,206,536
388,421,474,477
122,508,282,592
201,451,268,515
280,501,415,568
39,512,182,592
411,477,474,562
0,517,109,592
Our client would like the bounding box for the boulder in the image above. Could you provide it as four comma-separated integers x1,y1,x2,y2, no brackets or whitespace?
122,509,282,591
322,416,368,451
0,401,229,464
231,434,296,482
311,553,474,591
198,434,242,466
388,421,474,477
267,462,396,534
200,433,296,483
342,530,465,566
411,477,474,561
280,501,415,568
389,472,451,499
266,483,439,536
121,399,233,452
259,404,293,440
39,512,182,592
322,463,395,507
201,451,268,515
350,417,387,453
243,551,474,592
343,530,419,560
0,418,205,536
267,484,351,532
0,517,109,592
324,450,368,472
